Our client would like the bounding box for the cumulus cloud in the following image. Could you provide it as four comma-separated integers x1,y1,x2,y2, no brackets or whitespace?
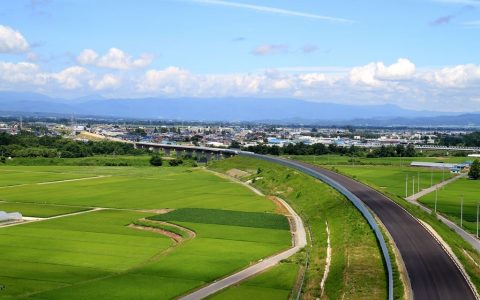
89,73,121,90
137,67,192,93
2,57,480,111
77,48,153,70
77,49,98,65
425,64,480,88
0,25,29,53
51,66,89,89
350,58,416,86
251,44,289,56
0,61,39,83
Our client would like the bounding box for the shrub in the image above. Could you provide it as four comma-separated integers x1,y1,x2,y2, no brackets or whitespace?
169,158,183,166
149,155,163,166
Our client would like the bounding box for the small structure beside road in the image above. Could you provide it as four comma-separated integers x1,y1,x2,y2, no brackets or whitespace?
0,211,23,223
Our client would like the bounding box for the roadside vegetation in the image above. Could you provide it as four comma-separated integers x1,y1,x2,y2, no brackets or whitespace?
208,156,388,300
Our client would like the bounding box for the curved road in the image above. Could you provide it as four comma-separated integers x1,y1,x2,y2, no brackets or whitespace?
248,154,475,300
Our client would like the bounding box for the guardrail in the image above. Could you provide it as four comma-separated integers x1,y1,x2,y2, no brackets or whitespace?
240,152,394,300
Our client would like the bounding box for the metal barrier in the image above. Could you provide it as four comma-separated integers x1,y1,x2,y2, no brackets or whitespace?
240,152,394,300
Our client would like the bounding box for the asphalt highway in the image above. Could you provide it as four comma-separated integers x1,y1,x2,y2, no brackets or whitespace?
292,159,476,300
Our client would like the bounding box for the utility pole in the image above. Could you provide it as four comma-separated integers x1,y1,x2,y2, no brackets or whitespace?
461,195,464,228
412,177,415,197
405,174,408,198
477,202,479,239
430,170,433,187
417,172,420,193
435,186,438,214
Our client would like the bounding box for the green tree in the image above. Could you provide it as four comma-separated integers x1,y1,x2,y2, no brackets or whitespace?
405,144,416,157
469,159,480,180
149,154,163,166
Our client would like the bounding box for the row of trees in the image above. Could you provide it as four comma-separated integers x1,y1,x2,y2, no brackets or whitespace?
438,131,480,147
242,142,418,158
0,132,147,159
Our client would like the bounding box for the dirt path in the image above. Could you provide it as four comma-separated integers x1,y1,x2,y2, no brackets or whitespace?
320,221,331,297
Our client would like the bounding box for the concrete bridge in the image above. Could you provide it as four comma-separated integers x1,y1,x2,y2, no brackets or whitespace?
134,142,240,161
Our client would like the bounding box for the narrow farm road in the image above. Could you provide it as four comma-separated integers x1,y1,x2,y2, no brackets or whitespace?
403,172,480,252
179,177,307,300
406,173,466,201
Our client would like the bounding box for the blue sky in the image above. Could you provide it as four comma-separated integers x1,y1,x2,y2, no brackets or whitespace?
0,0,479,111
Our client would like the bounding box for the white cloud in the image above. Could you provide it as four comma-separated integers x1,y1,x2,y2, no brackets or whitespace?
350,58,415,86
252,44,289,56
77,49,98,65
77,48,153,70
2,57,480,111
137,67,192,93
51,66,89,89
89,73,121,90
0,61,39,82
426,64,480,88
0,25,29,53
187,0,353,23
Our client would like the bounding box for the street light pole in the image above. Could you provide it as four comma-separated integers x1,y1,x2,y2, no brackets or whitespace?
435,186,438,214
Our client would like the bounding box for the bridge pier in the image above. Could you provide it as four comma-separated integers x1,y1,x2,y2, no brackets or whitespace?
205,152,212,162
176,149,183,158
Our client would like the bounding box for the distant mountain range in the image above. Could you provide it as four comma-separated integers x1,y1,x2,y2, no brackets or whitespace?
0,91,478,126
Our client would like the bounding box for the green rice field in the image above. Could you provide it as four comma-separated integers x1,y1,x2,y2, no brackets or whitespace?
419,178,480,234
333,165,454,198
0,165,291,299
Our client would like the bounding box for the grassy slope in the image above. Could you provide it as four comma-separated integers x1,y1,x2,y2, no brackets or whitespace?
0,165,291,299
208,156,387,300
419,178,480,235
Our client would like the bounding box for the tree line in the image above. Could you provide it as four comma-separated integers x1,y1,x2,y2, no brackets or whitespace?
0,132,147,159
438,131,480,147
242,142,418,158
